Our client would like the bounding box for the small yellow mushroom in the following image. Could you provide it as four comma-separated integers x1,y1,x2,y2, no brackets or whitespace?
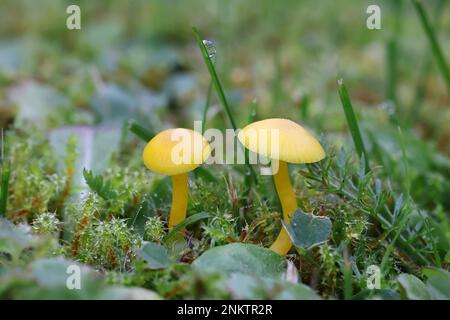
238,118,325,255
143,128,211,228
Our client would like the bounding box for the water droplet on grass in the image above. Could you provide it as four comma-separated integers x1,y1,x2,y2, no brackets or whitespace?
202,40,216,60
380,101,396,116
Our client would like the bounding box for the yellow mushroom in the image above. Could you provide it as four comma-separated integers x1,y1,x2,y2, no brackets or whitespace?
238,118,325,255
143,128,211,228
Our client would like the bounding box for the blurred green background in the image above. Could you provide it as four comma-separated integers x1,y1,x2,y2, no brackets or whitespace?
0,0,448,137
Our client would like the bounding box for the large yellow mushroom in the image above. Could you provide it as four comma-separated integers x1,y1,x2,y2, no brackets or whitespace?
238,118,325,255
143,128,211,228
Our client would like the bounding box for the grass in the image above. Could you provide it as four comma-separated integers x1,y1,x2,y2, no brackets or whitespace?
337,79,370,172
0,161,10,216
193,27,238,130
193,27,258,185
201,82,213,135
163,211,211,243
127,120,154,142
413,0,450,94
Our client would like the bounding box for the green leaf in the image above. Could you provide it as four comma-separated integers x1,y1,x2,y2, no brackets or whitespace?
8,81,69,127
83,169,117,200
163,211,211,243
398,273,432,300
90,83,138,124
283,210,332,249
193,166,217,183
31,258,99,288
422,267,450,300
137,242,171,270
99,287,161,300
0,219,33,261
2,257,160,300
193,243,286,279
224,273,320,300
27,258,106,299
49,126,121,187
352,289,400,300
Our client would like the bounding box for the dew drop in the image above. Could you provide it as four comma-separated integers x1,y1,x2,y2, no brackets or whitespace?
202,39,216,60
380,101,396,116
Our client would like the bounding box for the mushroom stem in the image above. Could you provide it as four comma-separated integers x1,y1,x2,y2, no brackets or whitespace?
168,173,189,228
270,160,297,255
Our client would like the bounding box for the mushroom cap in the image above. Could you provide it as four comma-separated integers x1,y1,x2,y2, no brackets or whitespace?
143,128,211,176
238,118,325,164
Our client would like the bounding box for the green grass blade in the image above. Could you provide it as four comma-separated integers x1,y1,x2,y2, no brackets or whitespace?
385,0,402,106
201,82,213,135
193,27,257,184
342,245,353,300
412,0,450,94
410,0,446,122
193,27,237,130
337,79,369,172
0,161,11,216
163,211,211,242
299,94,309,121
247,99,257,124
397,126,410,197
386,39,398,105
128,119,154,142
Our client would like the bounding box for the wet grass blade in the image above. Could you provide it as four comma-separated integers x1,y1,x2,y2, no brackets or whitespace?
128,119,154,141
193,27,237,130
193,27,257,184
0,161,11,216
337,79,369,172
412,0,450,94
